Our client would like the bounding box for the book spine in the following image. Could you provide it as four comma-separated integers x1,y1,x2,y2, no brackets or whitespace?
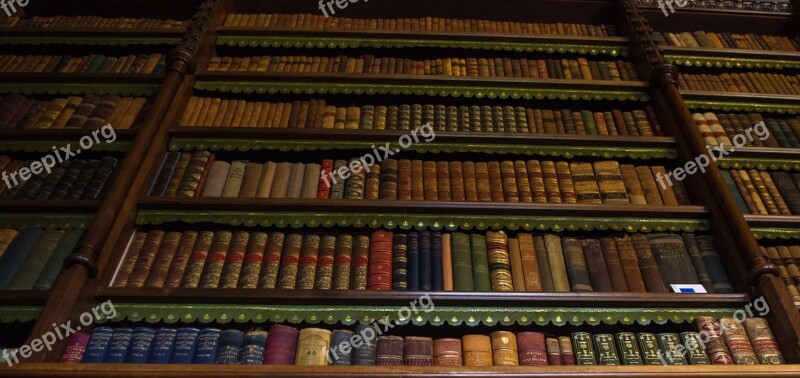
615,332,643,365
470,234,491,291
593,334,620,365
238,232,266,289
315,235,336,290
60,332,90,363
562,237,593,292
376,336,404,366
329,329,355,365
149,328,177,364
193,328,221,364
126,327,156,363
433,338,462,366
743,317,785,364
81,327,114,363
546,338,562,365
517,332,547,366
572,332,597,365
637,333,664,365
240,330,268,365
198,231,232,289
462,335,493,367
720,317,759,364
404,336,434,366
680,332,711,365
296,234,320,290
295,328,331,366
169,328,200,364
368,231,392,290
656,333,688,365
264,324,299,365
693,317,734,365
258,232,285,289
490,331,519,366
353,324,377,365
350,235,370,290
392,233,408,290
277,234,302,289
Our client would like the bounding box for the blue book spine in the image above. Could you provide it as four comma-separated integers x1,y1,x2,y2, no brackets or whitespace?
126,327,156,363
169,328,200,364
239,330,268,365
81,327,114,363
406,232,419,290
0,229,43,289
149,328,177,364
419,231,432,291
215,330,245,364
192,328,221,364
431,231,444,291
104,328,134,363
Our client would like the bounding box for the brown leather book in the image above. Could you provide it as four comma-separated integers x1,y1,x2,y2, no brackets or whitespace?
334,234,355,290
594,161,630,204
398,159,413,200
475,162,492,202
614,235,647,292
555,162,577,203
562,237,593,292
491,331,519,366
546,338,562,365
500,161,519,202
694,316,734,365
650,167,679,206
258,232,284,289
541,161,562,203
433,338,462,366
720,317,758,365
238,232,267,289
112,232,147,287
517,233,542,292
376,336,404,366
507,238,526,291
581,238,613,292
737,170,769,215
181,230,214,288
218,231,250,288
450,161,466,202
295,234,320,290
462,161,478,202
199,231,233,288
411,160,424,201
570,162,602,204
404,337,433,366
486,230,514,292
681,234,714,293
487,161,505,202
276,233,302,289
144,231,182,288
533,236,554,292
513,160,533,203
163,231,199,289
630,234,667,292
730,169,761,214
647,233,700,289
463,335,493,367
636,166,663,205
760,171,792,215
423,161,438,201
544,234,570,292
435,161,451,201
743,317,785,364
127,230,165,288
518,332,547,366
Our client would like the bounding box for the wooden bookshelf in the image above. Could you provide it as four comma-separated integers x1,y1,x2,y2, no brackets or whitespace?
680,91,800,114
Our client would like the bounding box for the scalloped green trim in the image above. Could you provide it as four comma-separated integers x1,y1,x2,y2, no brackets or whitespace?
751,227,800,240
0,306,42,323
0,36,181,46
169,138,676,160
137,210,709,233
718,157,800,171
0,140,131,153
104,303,739,326
194,80,650,102
666,54,800,70
0,83,160,96
0,213,93,230
684,99,800,114
217,35,628,57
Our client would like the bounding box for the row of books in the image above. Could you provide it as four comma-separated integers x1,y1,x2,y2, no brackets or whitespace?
221,13,617,37
179,96,663,136
58,317,783,365
0,156,118,200
111,228,732,295
206,55,640,81
0,54,166,75
0,229,82,290
692,112,799,148
635,0,791,12
0,94,148,130
653,31,800,52
761,245,800,301
724,169,800,216
153,153,690,206
677,72,800,96
0,16,187,29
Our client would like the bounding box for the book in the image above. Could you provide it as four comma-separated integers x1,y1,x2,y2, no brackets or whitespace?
546,338,562,365
533,236,554,292
570,162,602,204
264,325,299,365
240,329,269,365
7,230,64,289
630,234,667,293
329,329,354,365
368,231,392,290
695,236,734,293
581,238,613,292
104,328,134,363
693,316,734,365
350,235,370,290
296,234,320,290
572,332,597,365
656,333,687,365
192,328,221,364
562,237,593,292
743,317,785,364
615,332,643,365
647,233,699,288
544,234,570,292
720,317,758,365
81,327,114,363
681,332,711,365
60,332,90,363
149,328,177,364
277,233,302,289
353,324,377,365
404,336,433,366
376,336,404,366
470,234,491,291
199,231,232,289
462,335,493,367
593,334,620,365
127,327,156,364
295,328,331,366
432,232,444,290
0,229,43,289
433,338,462,366
517,233,542,292
486,230,513,292
637,333,663,365
614,235,646,292
442,233,454,291
169,328,200,364
392,233,408,290
517,332,547,366
594,161,629,204
490,331,519,366
507,237,526,291
451,233,474,291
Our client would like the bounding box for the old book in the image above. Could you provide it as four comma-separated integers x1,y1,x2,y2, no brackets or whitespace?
143,231,182,289
163,231,199,289
285,163,306,199
451,233,474,291
295,234,320,290
198,231,232,289
431,232,444,290
404,337,433,366
681,332,711,365
517,332,547,366
637,333,664,365
593,334,620,365
694,316,734,365
562,237,593,292
720,317,758,365
379,159,398,200
6,230,64,290
533,236,554,292
771,171,800,215
201,161,231,197
462,335,493,367
487,161,504,202
559,336,576,365
594,161,629,204
433,338,462,366
486,230,513,291
616,332,643,365
237,232,266,289
636,166,663,205
527,160,547,203
295,328,331,366
570,162,601,204
651,167,679,205
411,160,425,200
276,234,302,289
126,231,165,288
176,151,212,198
517,233,542,292
264,325,299,365
572,332,597,365
499,161,519,202
163,153,192,197
490,331,518,366
391,233,408,290
614,235,646,292
368,231,392,290
581,238,612,292
470,234,491,292
376,336,404,366
350,235,370,290
657,333,688,365
32,230,82,290
546,338,562,365
257,232,284,289
216,329,245,365
743,317,785,364
544,234,570,292
555,162,577,203
442,233,453,291
630,234,667,292
269,162,293,199
419,231,433,290
647,233,700,288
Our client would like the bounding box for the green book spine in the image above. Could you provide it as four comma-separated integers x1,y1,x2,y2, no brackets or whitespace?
451,233,474,291
571,332,597,365
7,230,65,290
32,230,83,290
721,170,750,214
657,333,688,365
562,237,593,292
544,234,570,292
533,236,554,292
593,334,620,365
470,234,491,292
680,332,710,365
581,110,598,135
615,332,643,365
637,333,665,365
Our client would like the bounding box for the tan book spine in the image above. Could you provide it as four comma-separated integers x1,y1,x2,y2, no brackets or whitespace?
620,164,647,205
541,161,561,203
650,167,679,206
636,166,663,205
475,162,492,202
507,238,527,291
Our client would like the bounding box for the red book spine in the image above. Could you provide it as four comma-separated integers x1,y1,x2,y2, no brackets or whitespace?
59,332,90,363
194,153,216,196
518,332,548,366
318,159,333,198
645,105,663,136
368,230,393,290
612,110,629,136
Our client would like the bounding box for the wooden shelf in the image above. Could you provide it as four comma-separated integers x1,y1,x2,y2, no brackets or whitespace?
0,212,94,230
720,146,800,171
0,73,163,96
662,45,800,70
0,200,102,212
746,214,800,239
216,28,629,56
194,72,650,101
0,28,184,45
0,290,49,306
639,6,793,18
0,129,136,153
168,128,676,160
136,198,709,233
681,90,800,114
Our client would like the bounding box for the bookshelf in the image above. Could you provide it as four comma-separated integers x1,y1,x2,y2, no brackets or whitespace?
3,0,800,375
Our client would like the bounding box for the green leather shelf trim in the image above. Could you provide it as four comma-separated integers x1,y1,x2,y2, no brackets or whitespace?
717,157,800,171
751,227,800,240
666,54,800,70
0,83,160,96
169,138,676,160
104,304,740,326
0,36,181,45
137,210,709,233
194,80,650,102
684,99,800,114
0,306,42,323
217,35,628,57
0,140,131,153
0,213,93,229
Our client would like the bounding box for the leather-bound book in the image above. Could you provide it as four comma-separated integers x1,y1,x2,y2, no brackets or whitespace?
238,232,267,289
5,230,62,290
630,234,667,292
436,161,451,201
581,238,612,292
368,230,393,290
353,324,377,365
527,160,547,203
636,166,663,205
176,151,211,198
405,231,420,290
350,235,370,290
562,237,593,292
240,329,268,365
470,233,491,291
163,153,192,197
422,161,438,201
380,159,399,200
491,331,519,366
615,332,643,365
333,234,354,290
397,159,413,200
517,233,542,292
404,337,433,366
572,332,597,365
329,329,355,365
392,233,408,290
517,332,547,366
770,171,800,214
269,162,293,199
743,318,784,364
695,235,733,293
555,162,577,203
570,162,602,204
544,234,570,292
197,231,232,288
328,160,347,199
150,152,180,196
60,332,90,363
126,230,165,288
432,232,444,290
143,231,182,289
419,231,433,290
647,233,699,288
442,233,454,291
681,234,714,293
475,162,492,202
312,235,335,290
376,336,404,366
720,317,758,365
681,332,711,365
594,161,629,204
500,161,519,202
285,162,306,199
462,335,493,367
534,235,554,292
317,160,334,199
487,161,505,202
264,325,299,365
433,338,462,366
462,161,478,202
31,230,81,290
693,316,734,365
258,232,285,289
637,333,664,365
656,333,687,365
650,167,679,205
513,160,533,203
365,164,381,200
216,329,245,365
162,231,198,289
546,338,562,365
295,328,331,366
593,334,620,365
411,160,425,201
301,163,322,199
451,233,474,291
486,230,513,292
614,235,646,292
296,234,320,289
